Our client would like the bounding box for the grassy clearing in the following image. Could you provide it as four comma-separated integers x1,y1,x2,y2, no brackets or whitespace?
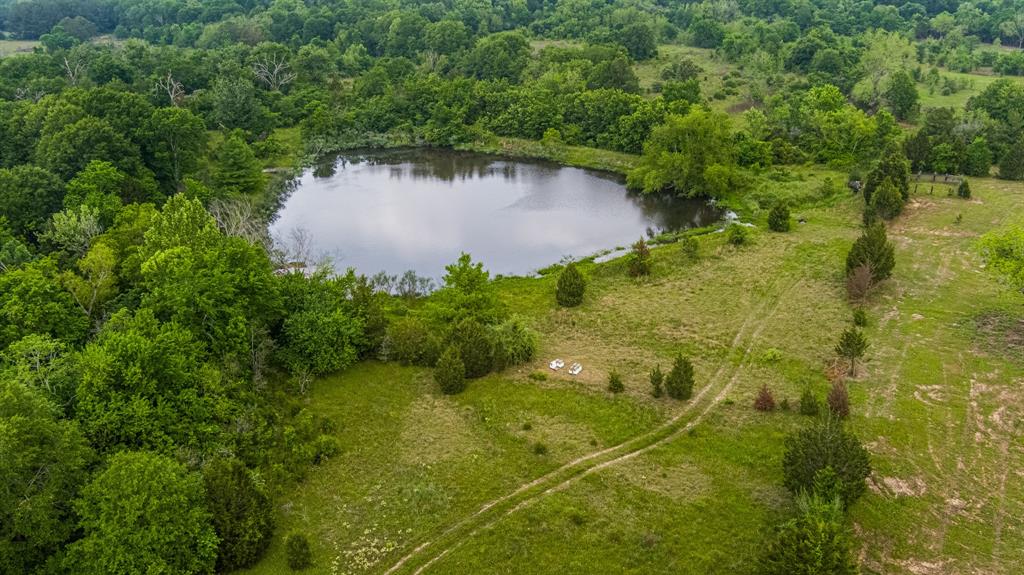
529,40,750,111
247,171,1024,574
917,67,1024,110
0,39,38,57
633,44,749,111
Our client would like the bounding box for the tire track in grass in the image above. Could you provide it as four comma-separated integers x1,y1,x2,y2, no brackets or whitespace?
383,278,801,575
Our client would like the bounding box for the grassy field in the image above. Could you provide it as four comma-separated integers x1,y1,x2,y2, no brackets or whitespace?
917,66,1024,109
245,172,1024,574
530,41,750,112
633,44,750,112
0,39,38,57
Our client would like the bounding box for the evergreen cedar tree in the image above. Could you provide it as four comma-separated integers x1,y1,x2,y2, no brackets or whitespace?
846,222,895,284
754,384,776,411
451,317,494,379
957,179,971,199
666,355,694,400
649,365,664,398
782,418,872,508
203,458,275,572
628,238,652,277
863,147,910,205
768,203,791,232
435,345,467,395
760,494,858,575
835,327,868,376
556,262,586,307
870,178,904,220
607,370,624,393
1000,140,1024,180
799,388,820,416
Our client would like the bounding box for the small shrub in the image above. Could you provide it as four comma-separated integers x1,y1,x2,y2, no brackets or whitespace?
852,308,867,327
957,179,971,199
528,371,547,381
680,236,699,260
768,203,791,232
434,346,466,395
532,442,548,455
490,316,537,371
799,388,820,416
567,508,586,526
382,317,441,366
628,238,652,277
309,435,338,464
607,370,624,393
665,354,694,400
827,380,850,419
760,348,782,362
835,327,868,376
727,224,749,246
649,365,664,398
285,533,312,571
779,398,791,411
754,384,776,411
521,421,533,431
556,262,587,307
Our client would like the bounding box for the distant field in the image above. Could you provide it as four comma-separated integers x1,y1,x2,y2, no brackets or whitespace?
0,39,38,57
529,41,751,112
917,67,1024,109
633,44,750,112
244,165,1024,574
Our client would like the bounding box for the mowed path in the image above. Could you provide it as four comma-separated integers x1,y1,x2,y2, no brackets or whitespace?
383,276,803,575
854,188,1024,574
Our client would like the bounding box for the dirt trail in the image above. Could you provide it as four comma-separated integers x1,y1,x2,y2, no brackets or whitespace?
382,279,800,575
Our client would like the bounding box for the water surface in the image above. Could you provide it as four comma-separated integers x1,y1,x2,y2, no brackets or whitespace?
272,149,721,278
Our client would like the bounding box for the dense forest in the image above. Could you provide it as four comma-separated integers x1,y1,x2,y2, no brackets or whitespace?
2,0,1024,573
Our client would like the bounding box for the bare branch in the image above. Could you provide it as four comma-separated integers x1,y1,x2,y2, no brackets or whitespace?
62,56,86,86
252,54,296,91
156,72,186,106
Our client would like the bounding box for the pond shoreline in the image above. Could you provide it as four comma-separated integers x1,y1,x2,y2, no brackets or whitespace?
269,148,723,280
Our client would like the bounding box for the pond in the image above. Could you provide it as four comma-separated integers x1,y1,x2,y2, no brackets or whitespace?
271,149,722,279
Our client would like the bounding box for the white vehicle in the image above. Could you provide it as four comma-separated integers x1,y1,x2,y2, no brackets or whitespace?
549,359,565,370
568,363,582,376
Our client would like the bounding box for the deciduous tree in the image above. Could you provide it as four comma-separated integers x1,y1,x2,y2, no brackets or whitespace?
65,451,218,575
0,379,91,573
